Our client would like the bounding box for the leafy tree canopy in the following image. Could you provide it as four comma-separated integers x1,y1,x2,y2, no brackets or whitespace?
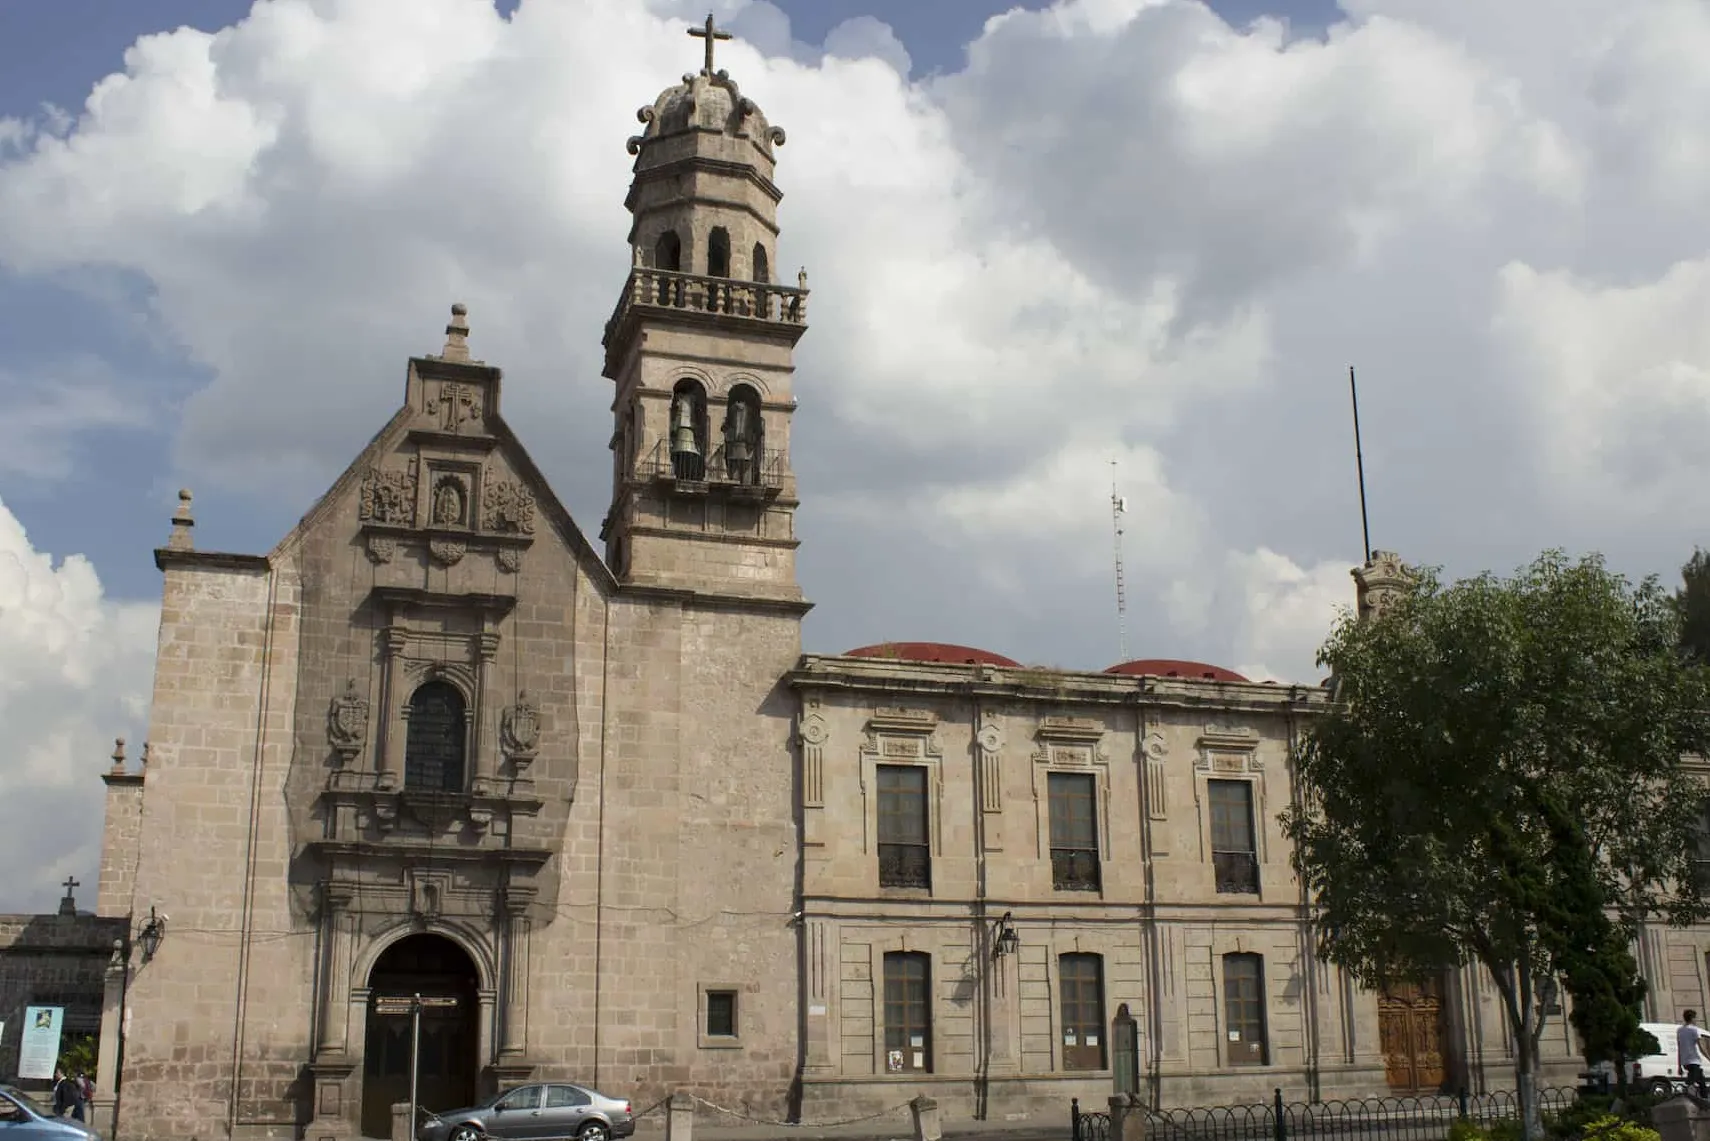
1676,548,1710,666
1285,551,1710,1105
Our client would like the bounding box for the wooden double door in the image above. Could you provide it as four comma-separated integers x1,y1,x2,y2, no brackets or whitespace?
1379,979,1448,1093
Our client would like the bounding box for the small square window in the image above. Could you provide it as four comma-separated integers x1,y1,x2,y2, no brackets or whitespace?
703,988,739,1045
697,983,743,1048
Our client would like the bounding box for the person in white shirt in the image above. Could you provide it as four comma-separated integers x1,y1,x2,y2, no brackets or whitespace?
1680,1011,1709,1097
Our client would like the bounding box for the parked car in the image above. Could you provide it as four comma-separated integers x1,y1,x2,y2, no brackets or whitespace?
0,1085,101,1141
417,1083,634,1141
1591,1021,1690,1096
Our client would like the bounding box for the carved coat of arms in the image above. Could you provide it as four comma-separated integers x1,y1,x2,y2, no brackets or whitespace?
483,480,537,535
327,679,370,763
359,466,416,525
500,692,542,767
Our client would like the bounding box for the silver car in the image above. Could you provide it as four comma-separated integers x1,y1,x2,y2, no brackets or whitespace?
0,1085,102,1141
417,1082,634,1141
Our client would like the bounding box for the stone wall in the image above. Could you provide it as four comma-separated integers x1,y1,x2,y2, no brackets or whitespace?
0,912,125,1085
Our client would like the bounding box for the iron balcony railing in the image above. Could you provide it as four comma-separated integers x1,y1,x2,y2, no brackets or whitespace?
605,267,809,342
1052,847,1101,892
1214,850,1261,895
638,439,786,491
878,843,931,890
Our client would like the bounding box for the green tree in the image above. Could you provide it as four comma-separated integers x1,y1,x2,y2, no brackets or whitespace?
1284,552,1710,1139
1676,549,1710,664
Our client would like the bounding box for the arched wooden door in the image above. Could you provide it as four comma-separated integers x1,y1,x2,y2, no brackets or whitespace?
362,934,481,1138
1379,979,1447,1093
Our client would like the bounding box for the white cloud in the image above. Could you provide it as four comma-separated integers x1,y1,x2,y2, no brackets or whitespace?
0,498,158,912
2,0,1710,791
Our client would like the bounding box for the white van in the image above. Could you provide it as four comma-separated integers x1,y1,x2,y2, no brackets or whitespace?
1594,1022,1688,1095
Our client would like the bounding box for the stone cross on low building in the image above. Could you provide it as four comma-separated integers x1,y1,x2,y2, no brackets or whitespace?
58,876,80,917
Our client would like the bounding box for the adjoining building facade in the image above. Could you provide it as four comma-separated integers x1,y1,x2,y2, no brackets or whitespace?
83,21,1710,1141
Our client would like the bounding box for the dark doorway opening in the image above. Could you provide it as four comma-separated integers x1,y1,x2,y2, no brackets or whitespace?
362,934,481,1138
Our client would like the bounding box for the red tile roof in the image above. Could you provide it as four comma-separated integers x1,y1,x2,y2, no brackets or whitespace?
845,642,1022,667
1103,658,1248,682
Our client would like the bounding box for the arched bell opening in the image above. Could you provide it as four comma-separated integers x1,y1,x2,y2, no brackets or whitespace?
669,379,709,481
721,384,764,485
653,230,683,305
361,933,482,1138
707,226,731,278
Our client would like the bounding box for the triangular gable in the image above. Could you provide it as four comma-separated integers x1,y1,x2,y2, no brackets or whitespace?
270,342,617,597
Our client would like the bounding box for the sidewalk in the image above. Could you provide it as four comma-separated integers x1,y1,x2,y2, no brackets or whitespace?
636,1108,1069,1141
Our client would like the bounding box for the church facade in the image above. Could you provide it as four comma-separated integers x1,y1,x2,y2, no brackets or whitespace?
82,27,1710,1141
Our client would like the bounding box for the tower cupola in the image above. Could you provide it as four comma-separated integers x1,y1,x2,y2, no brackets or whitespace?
599,13,810,609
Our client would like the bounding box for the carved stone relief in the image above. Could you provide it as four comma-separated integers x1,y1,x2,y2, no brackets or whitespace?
496,547,523,574
430,474,471,528
798,697,829,809
429,538,467,566
434,381,482,433
975,715,1004,814
500,693,542,770
365,535,397,565
1143,731,1168,820
1194,725,1261,772
483,479,537,535
359,464,417,525
327,679,370,765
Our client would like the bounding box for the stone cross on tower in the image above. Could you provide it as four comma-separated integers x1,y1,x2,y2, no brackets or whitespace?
58,876,80,917
688,12,731,74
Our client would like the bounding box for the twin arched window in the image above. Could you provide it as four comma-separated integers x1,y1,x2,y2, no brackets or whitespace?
404,680,467,793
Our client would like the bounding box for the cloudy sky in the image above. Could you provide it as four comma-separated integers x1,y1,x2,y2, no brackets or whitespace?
3,0,1709,911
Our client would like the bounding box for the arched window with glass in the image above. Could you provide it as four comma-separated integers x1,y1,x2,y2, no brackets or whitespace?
404,680,468,793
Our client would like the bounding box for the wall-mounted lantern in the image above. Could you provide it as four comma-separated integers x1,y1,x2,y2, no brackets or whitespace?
138,906,167,963
992,911,1020,959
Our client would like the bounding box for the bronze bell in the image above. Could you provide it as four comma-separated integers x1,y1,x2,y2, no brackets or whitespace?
723,402,754,483
670,392,703,480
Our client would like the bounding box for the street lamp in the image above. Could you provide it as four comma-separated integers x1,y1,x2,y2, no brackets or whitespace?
138,907,166,963
992,911,1020,959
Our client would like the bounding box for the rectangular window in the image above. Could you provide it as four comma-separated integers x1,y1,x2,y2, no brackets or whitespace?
877,765,931,889
706,990,737,1038
1059,953,1107,1071
1048,771,1100,891
1209,779,1260,895
1223,953,1268,1066
883,952,932,1073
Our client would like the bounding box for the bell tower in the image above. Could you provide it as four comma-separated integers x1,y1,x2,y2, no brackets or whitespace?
599,14,809,607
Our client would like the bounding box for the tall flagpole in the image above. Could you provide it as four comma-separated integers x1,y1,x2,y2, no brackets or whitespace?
1349,365,1372,562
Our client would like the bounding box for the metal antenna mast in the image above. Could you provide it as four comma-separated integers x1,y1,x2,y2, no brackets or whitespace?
1111,459,1129,662
1349,365,1373,562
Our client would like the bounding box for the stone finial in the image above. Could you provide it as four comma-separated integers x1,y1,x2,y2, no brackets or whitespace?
441,303,471,362
110,737,127,775
166,489,195,551
797,267,808,290
1352,549,1412,621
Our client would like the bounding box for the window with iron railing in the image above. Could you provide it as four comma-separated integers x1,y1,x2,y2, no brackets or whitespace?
1209,779,1260,895
1048,772,1100,892
877,765,930,890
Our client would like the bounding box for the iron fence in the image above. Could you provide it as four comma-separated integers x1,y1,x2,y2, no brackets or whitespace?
1072,1087,1581,1141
